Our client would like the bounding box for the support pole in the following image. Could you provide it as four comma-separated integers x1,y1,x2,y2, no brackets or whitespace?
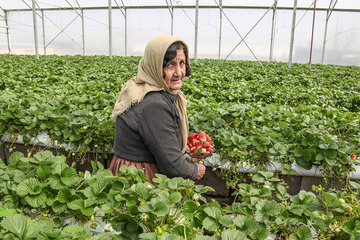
108,0,112,59
309,0,317,71
288,0,298,68
166,0,174,35
218,0,222,59
171,6,173,35
321,0,338,64
269,0,278,62
81,9,85,55
32,0,39,59
124,8,127,56
4,11,11,54
194,0,199,63
41,10,46,55
321,10,329,64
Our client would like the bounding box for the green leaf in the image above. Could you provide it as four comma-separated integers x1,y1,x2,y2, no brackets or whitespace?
81,206,94,216
183,201,198,217
290,226,312,240
252,224,269,240
324,149,337,159
27,219,49,238
92,179,110,195
111,214,142,237
52,201,67,213
212,118,225,128
34,151,56,165
57,189,72,203
168,178,180,189
1,214,27,238
0,207,17,217
169,192,182,203
138,232,157,240
233,215,258,236
350,181,360,190
16,178,42,196
204,207,222,220
218,215,233,227
60,167,78,186
255,200,280,221
315,153,324,161
26,192,47,208
37,165,52,180
134,182,149,199
63,225,84,233
152,201,169,216
202,217,220,232
48,175,64,190
342,220,356,234
221,229,247,240
9,152,25,167
68,199,82,210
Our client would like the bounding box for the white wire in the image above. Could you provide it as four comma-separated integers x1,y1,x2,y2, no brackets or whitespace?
295,0,317,27
326,26,360,42
173,0,195,25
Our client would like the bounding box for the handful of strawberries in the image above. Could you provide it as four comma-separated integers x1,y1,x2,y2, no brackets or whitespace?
187,130,214,157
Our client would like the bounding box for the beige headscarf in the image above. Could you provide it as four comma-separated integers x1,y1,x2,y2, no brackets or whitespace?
112,35,189,153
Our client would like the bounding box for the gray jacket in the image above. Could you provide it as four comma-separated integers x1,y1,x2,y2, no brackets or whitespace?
113,91,198,180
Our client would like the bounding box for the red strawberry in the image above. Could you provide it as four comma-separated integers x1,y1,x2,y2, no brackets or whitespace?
350,154,356,160
191,146,196,152
13,135,18,139
286,186,289,190
207,147,213,153
188,133,198,142
205,134,211,142
198,130,207,142
203,142,210,148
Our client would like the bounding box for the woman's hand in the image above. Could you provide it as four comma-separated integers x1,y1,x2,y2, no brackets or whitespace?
195,163,206,180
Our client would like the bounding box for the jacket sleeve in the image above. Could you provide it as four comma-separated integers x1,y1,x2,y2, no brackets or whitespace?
138,98,198,180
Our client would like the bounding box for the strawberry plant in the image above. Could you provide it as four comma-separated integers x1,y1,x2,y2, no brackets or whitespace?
1,54,359,177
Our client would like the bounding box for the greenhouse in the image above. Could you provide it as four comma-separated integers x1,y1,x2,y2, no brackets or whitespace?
0,0,360,239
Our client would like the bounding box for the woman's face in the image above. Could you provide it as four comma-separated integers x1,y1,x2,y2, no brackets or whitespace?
163,48,186,91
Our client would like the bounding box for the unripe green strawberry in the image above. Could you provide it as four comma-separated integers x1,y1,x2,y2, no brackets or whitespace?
242,161,247,168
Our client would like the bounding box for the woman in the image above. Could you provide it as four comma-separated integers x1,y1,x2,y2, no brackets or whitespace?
110,35,206,182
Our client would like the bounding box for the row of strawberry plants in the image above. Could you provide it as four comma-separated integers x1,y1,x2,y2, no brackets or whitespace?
1,151,360,239
188,101,359,182
0,54,359,175
185,60,360,112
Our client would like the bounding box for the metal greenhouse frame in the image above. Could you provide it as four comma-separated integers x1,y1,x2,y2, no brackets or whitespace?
1,0,359,67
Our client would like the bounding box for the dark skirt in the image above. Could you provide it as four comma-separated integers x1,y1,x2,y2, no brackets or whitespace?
109,155,159,184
